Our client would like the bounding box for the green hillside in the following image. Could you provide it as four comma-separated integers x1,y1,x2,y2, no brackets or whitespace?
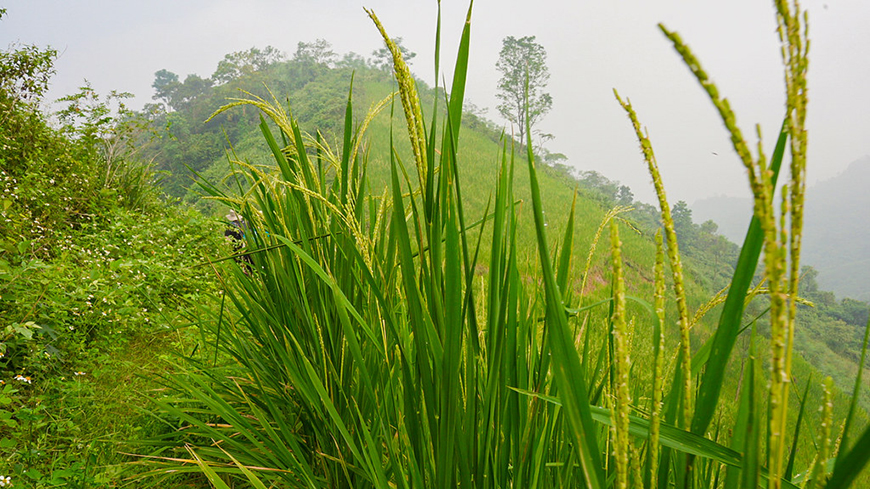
142,43,870,408
4,3,870,487
143,53,657,305
136,33,870,484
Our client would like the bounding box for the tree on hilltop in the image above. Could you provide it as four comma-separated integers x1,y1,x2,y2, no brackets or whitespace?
212,46,285,85
151,69,180,108
151,70,212,112
496,35,552,145
294,39,337,67
371,37,416,71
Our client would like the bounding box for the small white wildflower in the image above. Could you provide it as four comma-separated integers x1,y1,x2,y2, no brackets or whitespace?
0,474,11,487
74,371,86,377
14,375,32,384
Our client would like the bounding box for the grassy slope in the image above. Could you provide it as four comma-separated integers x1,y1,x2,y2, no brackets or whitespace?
178,66,655,296
131,55,866,482
145,58,869,474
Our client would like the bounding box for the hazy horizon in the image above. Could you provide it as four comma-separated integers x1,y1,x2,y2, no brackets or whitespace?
3,0,868,205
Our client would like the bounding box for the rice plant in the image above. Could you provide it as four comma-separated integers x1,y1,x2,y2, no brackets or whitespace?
141,1,870,488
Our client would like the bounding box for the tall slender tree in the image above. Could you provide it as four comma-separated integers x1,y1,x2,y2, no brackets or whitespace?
496,35,552,145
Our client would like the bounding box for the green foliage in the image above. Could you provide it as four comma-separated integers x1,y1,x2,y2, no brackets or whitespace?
1,71,165,265
0,201,223,488
142,51,388,202
151,68,180,108
56,82,164,210
1,69,101,255
0,10,56,105
0,43,55,104
152,70,214,112
495,35,552,145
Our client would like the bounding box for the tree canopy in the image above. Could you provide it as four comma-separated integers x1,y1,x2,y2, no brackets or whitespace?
151,70,213,112
294,39,337,66
212,46,285,85
371,37,416,71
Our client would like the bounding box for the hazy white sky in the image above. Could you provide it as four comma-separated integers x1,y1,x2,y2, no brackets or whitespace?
2,0,868,205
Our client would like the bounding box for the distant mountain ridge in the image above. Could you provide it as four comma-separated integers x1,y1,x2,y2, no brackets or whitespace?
803,156,870,301
693,156,870,301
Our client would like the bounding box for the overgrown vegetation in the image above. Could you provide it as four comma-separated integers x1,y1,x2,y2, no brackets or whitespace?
1,13,224,486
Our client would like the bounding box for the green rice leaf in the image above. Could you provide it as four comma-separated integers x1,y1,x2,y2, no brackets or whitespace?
827,314,870,487
691,119,788,436
784,375,813,481
525,101,605,488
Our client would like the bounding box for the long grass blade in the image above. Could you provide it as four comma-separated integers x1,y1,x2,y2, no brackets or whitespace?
525,98,605,488
738,324,761,489
513,387,799,489
784,375,813,481
827,313,870,487
692,119,788,436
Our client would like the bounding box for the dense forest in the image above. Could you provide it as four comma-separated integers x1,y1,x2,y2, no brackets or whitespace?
2,3,870,488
